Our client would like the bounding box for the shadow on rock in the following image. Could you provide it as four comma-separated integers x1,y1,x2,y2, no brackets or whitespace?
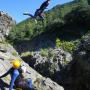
0,79,9,90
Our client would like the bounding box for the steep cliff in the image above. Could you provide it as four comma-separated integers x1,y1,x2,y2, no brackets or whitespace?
59,34,90,90
0,12,64,90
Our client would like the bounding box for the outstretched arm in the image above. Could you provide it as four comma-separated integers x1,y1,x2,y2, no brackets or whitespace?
0,68,13,78
39,0,50,10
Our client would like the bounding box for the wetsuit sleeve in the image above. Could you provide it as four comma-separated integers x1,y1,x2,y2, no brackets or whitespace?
39,1,48,10
18,68,23,73
0,68,13,78
18,68,24,78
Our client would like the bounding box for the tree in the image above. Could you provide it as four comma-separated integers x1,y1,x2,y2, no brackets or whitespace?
75,0,88,5
64,5,90,29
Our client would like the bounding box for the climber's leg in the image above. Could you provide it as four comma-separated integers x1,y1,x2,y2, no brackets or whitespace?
9,69,19,90
27,78,33,90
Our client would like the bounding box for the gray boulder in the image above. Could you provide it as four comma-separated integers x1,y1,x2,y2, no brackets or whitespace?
0,11,15,42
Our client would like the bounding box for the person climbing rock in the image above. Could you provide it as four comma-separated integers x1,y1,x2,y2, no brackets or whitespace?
23,0,51,22
0,59,21,90
0,59,33,90
15,65,34,90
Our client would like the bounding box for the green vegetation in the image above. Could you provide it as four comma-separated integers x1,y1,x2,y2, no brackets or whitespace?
12,51,18,56
56,38,62,48
21,51,33,57
40,49,48,57
48,48,54,58
8,19,45,42
64,5,90,29
40,48,54,58
61,41,76,52
56,38,77,52
7,0,90,52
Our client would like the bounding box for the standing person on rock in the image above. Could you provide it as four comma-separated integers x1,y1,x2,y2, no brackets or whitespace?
0,59,33,90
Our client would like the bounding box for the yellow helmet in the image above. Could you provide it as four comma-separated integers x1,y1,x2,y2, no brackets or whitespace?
11,59,21,69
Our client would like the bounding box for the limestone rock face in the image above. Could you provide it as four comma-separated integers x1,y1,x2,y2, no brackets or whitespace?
0,11,15,42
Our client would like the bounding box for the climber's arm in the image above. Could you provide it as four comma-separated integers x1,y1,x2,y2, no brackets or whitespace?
39,1,47,10
0,68,13,78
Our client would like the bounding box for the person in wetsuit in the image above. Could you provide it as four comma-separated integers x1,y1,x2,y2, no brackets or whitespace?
23,0,51,22
0,59,33,90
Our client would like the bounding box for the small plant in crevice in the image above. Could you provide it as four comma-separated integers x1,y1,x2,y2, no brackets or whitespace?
40,49,48,57
56,38,62,48
12,51,18,56
21,51,34,57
